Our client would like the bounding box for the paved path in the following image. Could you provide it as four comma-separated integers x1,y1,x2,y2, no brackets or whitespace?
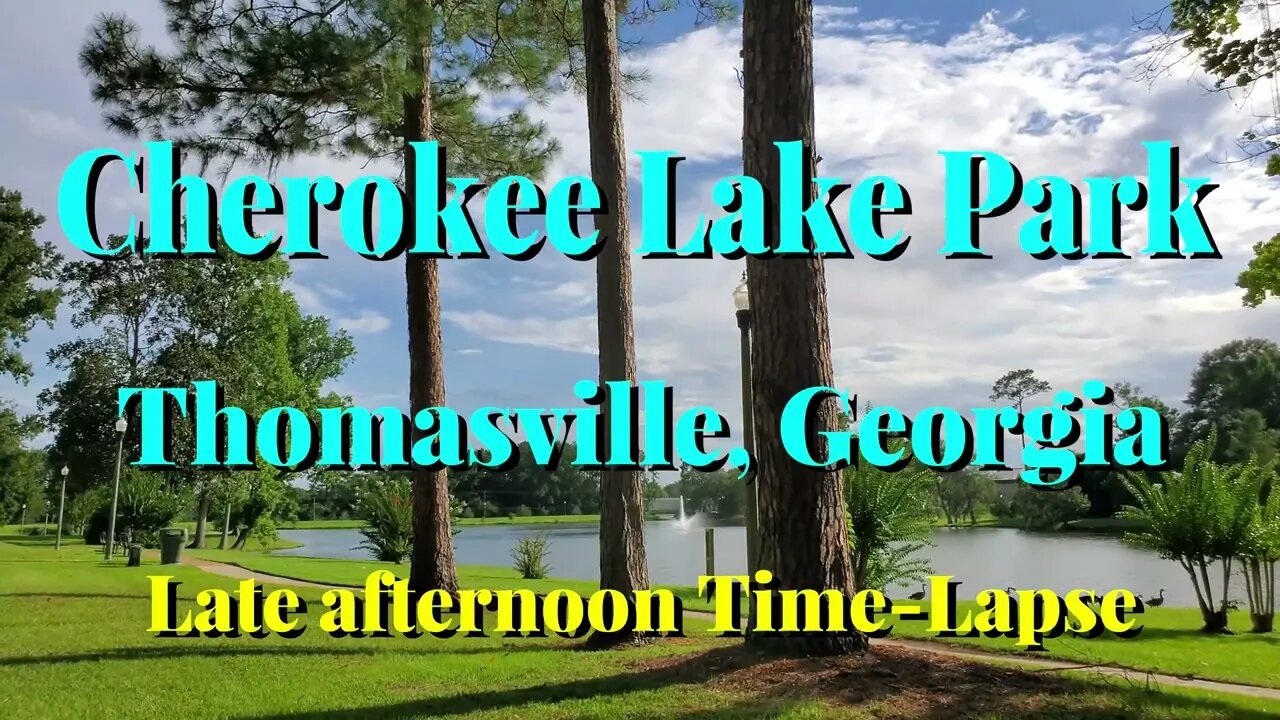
181,556,1280,701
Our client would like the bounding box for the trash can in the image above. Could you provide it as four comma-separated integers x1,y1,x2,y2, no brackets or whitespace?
127,544,143,567
159,527,187,564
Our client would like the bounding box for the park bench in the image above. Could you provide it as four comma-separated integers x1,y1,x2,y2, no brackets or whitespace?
98,532,130,557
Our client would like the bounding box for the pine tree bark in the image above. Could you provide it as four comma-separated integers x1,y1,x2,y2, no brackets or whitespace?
404,32,460,595
742,0,868,656
583,0,651,648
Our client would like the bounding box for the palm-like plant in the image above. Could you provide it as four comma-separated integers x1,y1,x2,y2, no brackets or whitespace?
845,444,936,593
1119,434,1264,633
1241,477,1280,632
357,477,413,564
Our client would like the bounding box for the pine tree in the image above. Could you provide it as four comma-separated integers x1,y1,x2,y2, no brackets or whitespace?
741,0,867,656
79,0,580,592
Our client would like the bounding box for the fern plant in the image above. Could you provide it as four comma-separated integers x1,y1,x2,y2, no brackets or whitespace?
357,476,413,564
1120,433,1264,633
844,441,936,593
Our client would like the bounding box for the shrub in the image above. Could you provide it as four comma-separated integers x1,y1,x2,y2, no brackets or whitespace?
252,517,280,548
68,487,108,537
513,504,533,517
1009,484,1090,530
358,477,413,563
83,505,111,546
511,532,551,579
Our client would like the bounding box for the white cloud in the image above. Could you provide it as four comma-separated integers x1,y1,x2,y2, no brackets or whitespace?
336,311,392,335
450,8,1280,426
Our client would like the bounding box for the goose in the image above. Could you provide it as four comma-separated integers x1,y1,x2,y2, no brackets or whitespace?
1147,589,1166,607
907,583,926,601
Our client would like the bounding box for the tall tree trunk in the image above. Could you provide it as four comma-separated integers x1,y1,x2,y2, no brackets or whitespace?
742,0,867,656
583,0,650,648
219,502,231,550
404,30,459,595
191,489,209,549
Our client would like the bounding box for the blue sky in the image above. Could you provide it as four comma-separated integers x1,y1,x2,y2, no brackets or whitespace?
3,0,1280,469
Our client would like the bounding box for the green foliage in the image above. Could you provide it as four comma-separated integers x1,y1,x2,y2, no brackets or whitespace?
0,406,48,523
80,1,577,179
358,476,413,563
672,464,743,518
1238,232,1280,308
449,444,602,517
251,517,280,548
1009,485,1091,530
1120,434,1265,631
843,450,936,592
116,469,191,546
933,468,997,525
1241,477,1280,629
0,187,61,382
1170,0,1267,92
66,487,108,536
511,532,552,580
1177,339,1280,463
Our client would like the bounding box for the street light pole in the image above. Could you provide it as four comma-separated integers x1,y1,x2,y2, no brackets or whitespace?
732,272,760,629
19,504,27,533
56,466,69,551
104,416,127,561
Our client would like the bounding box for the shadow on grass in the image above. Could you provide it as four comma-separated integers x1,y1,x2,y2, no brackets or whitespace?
0,592,148,600
0,641,557,667
229,644,1278,720
1124,627,1280,644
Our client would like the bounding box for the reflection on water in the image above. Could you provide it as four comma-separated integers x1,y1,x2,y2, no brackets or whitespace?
276,522,1225,607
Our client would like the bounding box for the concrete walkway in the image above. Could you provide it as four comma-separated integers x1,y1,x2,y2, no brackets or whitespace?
180,556,1280,702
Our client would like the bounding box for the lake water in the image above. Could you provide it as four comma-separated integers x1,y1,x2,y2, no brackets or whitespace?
277,519,1214,607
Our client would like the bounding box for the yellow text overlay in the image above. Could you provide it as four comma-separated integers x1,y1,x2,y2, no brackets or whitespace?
147,572,1145,647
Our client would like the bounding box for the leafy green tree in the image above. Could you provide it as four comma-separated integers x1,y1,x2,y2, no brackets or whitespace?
0,187,61,382
1120,435,1264,633
0,405,47,523
152,253,353,547
1008,484,1090,530
990,369,1051,449
81,0,585,594
1153,3,1280,307
1177,339,1280,462
933,468,996,525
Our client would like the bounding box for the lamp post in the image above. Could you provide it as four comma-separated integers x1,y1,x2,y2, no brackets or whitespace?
732,272,760,627
19,503,27,532
56,466,69,551
104,416,127,561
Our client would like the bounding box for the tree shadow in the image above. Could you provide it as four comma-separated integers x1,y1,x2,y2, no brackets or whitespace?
0,592,147,600
0,642,555,667
1129,626,1280,643
228,643,1278,720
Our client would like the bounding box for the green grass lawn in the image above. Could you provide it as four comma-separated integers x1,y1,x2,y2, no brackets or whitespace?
188,543,1280,691
887,599,1280,690
187,548,718,610
4,536,1280,719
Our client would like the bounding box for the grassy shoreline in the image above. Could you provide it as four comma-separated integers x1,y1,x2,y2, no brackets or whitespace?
202,543,1280,690
3,533,1280,718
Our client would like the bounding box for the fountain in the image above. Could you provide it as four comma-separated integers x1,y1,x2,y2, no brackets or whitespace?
678,495,686,525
